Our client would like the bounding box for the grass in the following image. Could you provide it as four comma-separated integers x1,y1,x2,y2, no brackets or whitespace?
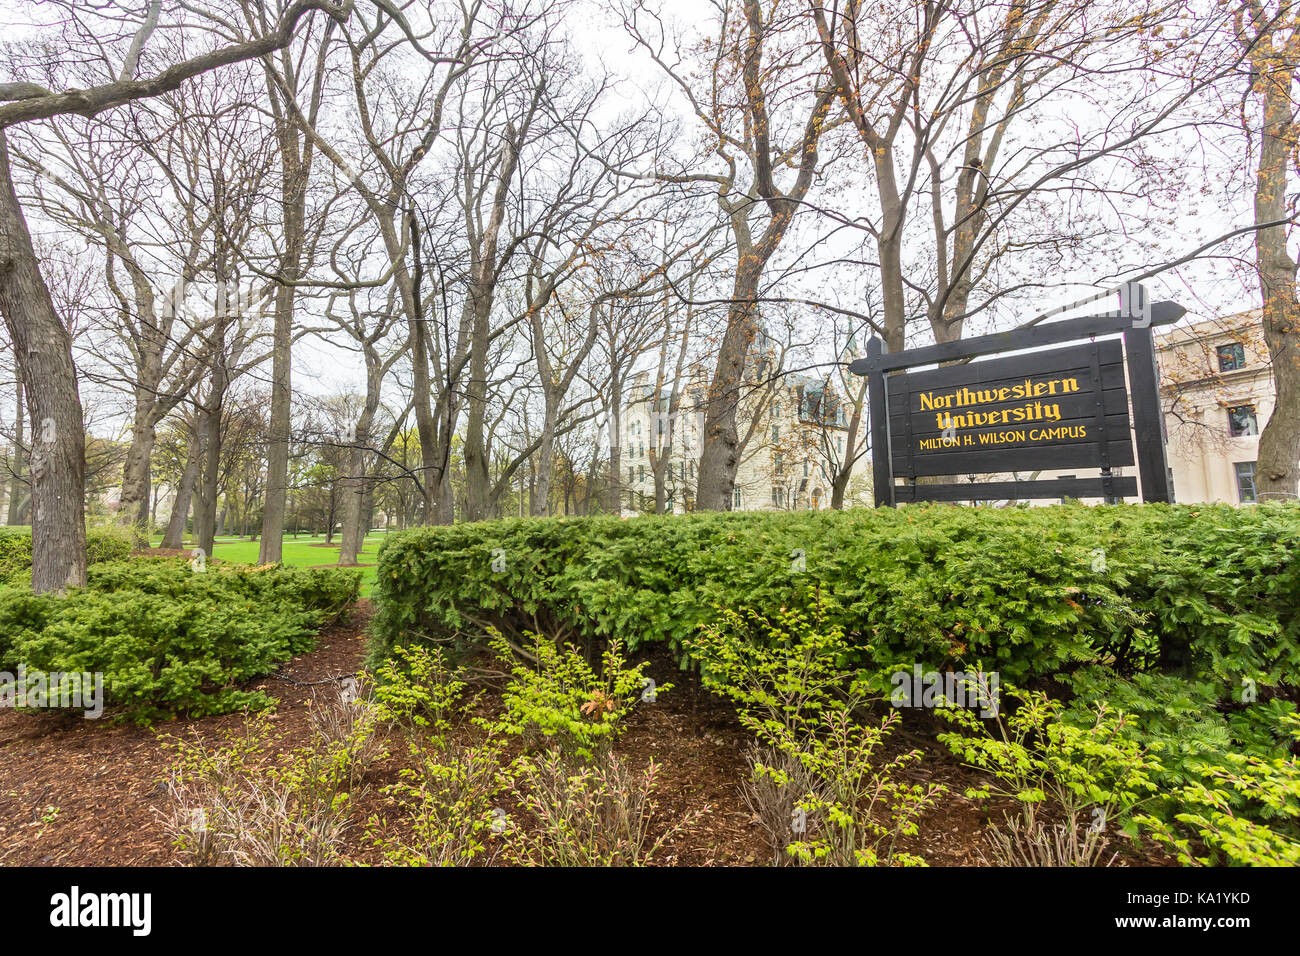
150,531,389,597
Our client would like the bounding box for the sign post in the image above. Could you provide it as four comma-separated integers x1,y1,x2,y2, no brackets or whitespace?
851,287,1184,506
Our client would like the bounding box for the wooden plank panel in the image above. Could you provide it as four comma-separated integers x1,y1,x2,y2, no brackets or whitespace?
895,475,1139,503
850,302,1184,375
866,338,894,506
1124,325,1171,503
887,340,1123,397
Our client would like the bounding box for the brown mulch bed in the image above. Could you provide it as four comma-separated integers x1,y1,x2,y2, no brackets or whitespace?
0,603,1175,867
0,604,371,866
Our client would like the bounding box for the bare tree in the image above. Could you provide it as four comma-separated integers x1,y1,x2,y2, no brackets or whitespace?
0,0,349,592
625,0,839,510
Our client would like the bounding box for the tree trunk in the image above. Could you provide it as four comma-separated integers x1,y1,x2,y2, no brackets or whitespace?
118,398,157,530
356,479,374,553
193,400,221,557
0,131,86,592
1250,28,1300,500
162,425,200,549
696,262,762,510
607,370,623,515
337,438,365,565
259,71,310,563
258,258,296,562
531,405,558,517
114,273,166,529
463,123,522,522
6,379,25,524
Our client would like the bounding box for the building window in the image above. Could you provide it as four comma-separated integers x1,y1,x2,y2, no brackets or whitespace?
774,453,783,476
1217,343,1246,372
772,424,779,443
1227,404,1258,437
627,467,633,485
772,487,781,507
627,444,633,459
733,487,742,509
803,461,810,478
639,465,645,481
1235,461,1257,503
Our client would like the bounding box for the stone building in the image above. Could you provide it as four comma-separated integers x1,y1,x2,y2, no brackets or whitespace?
1156,309,1282,504
619,361,854,515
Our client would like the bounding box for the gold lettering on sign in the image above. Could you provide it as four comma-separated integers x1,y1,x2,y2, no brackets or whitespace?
918,376,1082,433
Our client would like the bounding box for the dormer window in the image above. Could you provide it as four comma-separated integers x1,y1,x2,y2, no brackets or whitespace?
1217,343,1246,372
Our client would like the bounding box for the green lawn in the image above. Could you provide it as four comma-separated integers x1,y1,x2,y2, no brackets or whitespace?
151,532,391,597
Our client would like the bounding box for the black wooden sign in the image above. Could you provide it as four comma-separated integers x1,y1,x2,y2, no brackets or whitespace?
851,291,1184,506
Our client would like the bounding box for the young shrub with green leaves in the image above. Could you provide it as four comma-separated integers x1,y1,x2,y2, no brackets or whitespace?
938,687,1160,866
488,629,667,762
1133,712,1300,867
370,736,515,867
690,599,943,866
371,643,473,733
1058,667,1300,863
84,524,136,564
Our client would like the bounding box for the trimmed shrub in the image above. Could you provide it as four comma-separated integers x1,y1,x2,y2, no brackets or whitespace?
0,559,361,721
369,503,1300,692
0,525,135,587
0,527,30,586
86,524,137,563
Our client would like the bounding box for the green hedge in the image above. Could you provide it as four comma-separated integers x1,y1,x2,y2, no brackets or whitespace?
369,504,1300,691
0,525,134,587
0,558,361,721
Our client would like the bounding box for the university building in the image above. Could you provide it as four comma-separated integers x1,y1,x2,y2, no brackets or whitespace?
619,366,854,515
1156,310,1279,504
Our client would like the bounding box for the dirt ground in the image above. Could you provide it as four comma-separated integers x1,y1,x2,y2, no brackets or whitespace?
0,602,1173,867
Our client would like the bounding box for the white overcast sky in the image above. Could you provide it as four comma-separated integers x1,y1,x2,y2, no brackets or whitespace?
0,0,1263,431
